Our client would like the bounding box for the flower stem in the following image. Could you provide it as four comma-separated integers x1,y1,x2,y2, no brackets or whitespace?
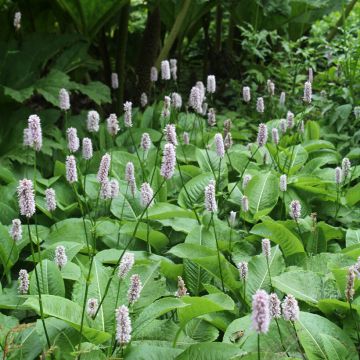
211,214,225,292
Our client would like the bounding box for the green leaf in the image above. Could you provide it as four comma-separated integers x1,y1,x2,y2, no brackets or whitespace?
147,203,196,220
251,219,305,257
178,293,234,327
176,343,245,360
72,81,111,105
29,260,65,297
346,229,360,247
296,312,357,360
279,145,308,174
346,183,360,206
132,297,188,337
196,149,227,181
24,295,110,344
321,334,350,360
272,270,323,304
178,172,213,209
244,172,279,219
185,319,219,342
246,246,285,304
125,344,182,360
0,224,18,278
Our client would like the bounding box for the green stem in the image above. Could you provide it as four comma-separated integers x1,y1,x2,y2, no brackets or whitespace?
257,333,260,360
266,256,273,291
0,242,16,284
129,128,147,182
211,214,225,292
275,318,289,356
27,221,51,352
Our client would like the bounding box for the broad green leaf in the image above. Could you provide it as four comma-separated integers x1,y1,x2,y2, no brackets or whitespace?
24,295,111,344
185,318,219,342
272,270,323,304
279,145,308,174
0,224,18,279
132,297,188,337
176,343,245,360
246,246,285,304
244,172,279,219
147,203,196,220
346,229,360,247
296,312,357,360
29,260,65,297
178,293,234,327
251,219,305,257
321,334,350,360
125,344,182,360
178,172,213,209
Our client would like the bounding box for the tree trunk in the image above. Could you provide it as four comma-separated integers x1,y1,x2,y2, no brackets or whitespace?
115,2,130,111
135,6,161,101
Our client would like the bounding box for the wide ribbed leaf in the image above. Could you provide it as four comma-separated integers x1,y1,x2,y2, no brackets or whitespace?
244,172,279,219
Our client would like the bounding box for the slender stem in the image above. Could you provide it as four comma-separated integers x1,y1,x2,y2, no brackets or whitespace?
93,179,166,319
334,183,340,220
150,134,164,185
275,318,289,356
243,278,246,304
349,301,360,346
109,281,122,356
295,220,304,243
292,322,305,360
211,214,225,292
27,221,51,352
129,128,147,182
257,333,260,360
266,256,273,291
0,242,16,284
217,158,222,192
146,208,151,253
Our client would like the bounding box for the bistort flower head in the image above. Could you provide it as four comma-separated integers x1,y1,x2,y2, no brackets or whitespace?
82,138,93,160
118,252,135,279
303,81,312,103
204,180,217,212
207,108,216,127
267,79,275,96
28,115,42,151
116,305,132,345
189,86,202,113
214,133,225,158
290,200,301,221
243,174,252,189
17,179,35,218
280,174,287,192
140,93,148,108
14,11,21,30
229,211,236,227
45,188,56,212
335,167,342,185
224,132,233,150
111,73,119,89
55,245,67,269
107,114,120,136
280,119,287,134
128,274,142,305
345,266,355,302
18,269,29,294
140,182,154,208
287,111,294,129
237,261,248,280
125,162,136,196
272,128,279,145
256,97,265,113
59,88,70,111
10,219,22,242
87,110,100,133
269,293,281,319
243,86,251,102
252,290,270,333
262,238,271,258
282,294,299,322
171,92,182,109
66,155,78,184
257,123,268,147
183,132,190,145
123,101,133,128
161,96,171,118
170,59,177,80
279,91,286,106
160,143,176,180
161,60,170,80
67,127,80,153
97,153,111,184
242,195,249,212
164,124,178,146
342,157,351,180
150,66,158,82
141,132,151,152
207,75,216,93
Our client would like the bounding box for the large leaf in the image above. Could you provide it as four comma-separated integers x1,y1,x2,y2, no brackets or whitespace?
246,246,285,304
178,172,213,209
176,343,245,360
244,172,279,219
24,295,111,344
0,223,18,279
251,219,305,257
29,260,65,297
296,312,357,360
272,270,323,304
